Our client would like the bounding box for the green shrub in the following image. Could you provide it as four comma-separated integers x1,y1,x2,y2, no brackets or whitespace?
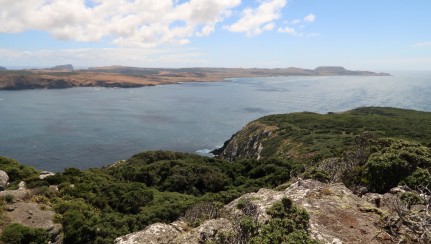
365,139,431,193
0,156,38,182
404,168,431,189
4,194,14,203
249,198,317,244
0,223,48,244
304,169,330,183
400,192,423,206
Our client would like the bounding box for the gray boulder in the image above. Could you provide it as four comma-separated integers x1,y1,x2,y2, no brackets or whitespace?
0,170,9,190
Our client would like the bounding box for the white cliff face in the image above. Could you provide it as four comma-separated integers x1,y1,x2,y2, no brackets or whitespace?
0,170,9,190
115,179,396,244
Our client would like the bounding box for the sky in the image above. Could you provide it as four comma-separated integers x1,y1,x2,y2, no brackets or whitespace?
0,0,430,71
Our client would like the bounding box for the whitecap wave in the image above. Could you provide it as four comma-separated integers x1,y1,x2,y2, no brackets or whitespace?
195,149,215,157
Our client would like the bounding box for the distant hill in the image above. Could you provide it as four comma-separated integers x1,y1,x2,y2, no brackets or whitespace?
314,66,389,76
50,64,74,71
0,66,6,71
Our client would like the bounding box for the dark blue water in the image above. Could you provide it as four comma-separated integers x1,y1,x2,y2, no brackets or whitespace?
1,72,430,171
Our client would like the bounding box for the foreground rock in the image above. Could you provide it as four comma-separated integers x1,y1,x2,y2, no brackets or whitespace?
0,170,9,190
0,182,63,243
115,219,232,244
116,179,393,244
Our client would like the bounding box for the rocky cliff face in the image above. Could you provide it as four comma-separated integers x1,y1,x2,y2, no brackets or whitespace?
115,179,404,244
212,121,278,161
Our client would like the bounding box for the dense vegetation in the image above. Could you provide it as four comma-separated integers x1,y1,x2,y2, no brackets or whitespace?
1,107,431,243
0,223,48,244
1,151,303,243
254,107,431,162
221,107,431,193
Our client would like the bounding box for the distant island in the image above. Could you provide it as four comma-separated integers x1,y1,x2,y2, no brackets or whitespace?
0,65,390,90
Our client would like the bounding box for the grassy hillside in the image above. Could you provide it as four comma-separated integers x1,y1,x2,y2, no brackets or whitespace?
216,107,431,162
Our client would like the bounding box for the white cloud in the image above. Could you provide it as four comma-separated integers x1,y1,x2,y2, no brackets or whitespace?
278,13,316,36
0,0,241,47
414,42,431,47
277,26,297,35
225,0,287,36
263,22,275,31
291,19,301,25
0,47,207,67
303,13,316,23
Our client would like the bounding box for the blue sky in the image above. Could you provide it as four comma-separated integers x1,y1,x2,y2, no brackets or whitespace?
0,0,430,71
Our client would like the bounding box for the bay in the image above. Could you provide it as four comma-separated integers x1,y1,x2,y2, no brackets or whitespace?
1,72,430,172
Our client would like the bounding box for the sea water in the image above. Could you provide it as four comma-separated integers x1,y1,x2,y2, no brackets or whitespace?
1,72,430,171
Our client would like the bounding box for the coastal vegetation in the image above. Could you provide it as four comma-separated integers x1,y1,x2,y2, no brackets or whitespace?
1,107,431,243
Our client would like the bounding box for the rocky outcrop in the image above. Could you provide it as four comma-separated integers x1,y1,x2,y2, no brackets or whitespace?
0,170,9,190
0,181,63,243
115,219,233,244
116,179,395,244
228,179,392,243
114,221,186,244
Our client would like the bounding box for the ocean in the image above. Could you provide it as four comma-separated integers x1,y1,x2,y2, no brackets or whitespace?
1,72,430,171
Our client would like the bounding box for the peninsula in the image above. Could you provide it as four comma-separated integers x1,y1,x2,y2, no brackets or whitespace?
0,65,390,90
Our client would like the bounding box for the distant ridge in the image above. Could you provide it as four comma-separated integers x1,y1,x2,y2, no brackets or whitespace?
0,66,6,71
0,65,390,90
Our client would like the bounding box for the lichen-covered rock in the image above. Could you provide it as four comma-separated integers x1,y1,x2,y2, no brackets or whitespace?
227,179,392,243
0,170,9,190
114,222,186,244
116,180,395,244
3,202,62,243
172,218,233,244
